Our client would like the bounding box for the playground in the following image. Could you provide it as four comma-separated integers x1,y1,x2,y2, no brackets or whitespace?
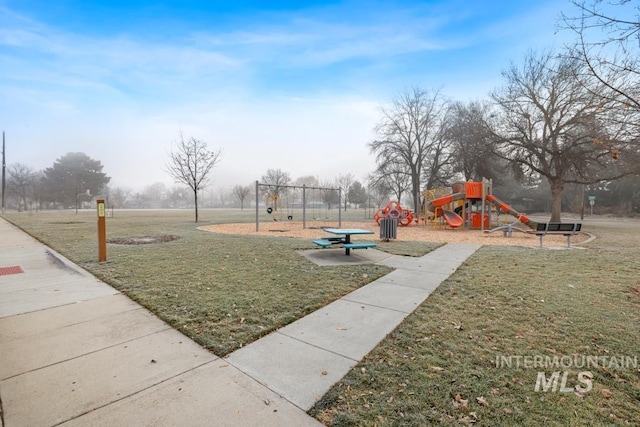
206,180,591,248
201,219,590,247
2,209,638,425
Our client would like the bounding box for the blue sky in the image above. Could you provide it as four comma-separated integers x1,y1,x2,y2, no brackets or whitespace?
1,0,576,192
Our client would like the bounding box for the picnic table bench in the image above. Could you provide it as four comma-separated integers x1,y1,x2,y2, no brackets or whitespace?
312,228,377,255
529,222,582,248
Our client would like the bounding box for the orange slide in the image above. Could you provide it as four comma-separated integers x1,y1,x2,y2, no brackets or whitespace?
427,193,465,229
442,209,464,228
486,194,538,229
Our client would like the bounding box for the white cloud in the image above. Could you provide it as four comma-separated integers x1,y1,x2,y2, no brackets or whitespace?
1,0,572,194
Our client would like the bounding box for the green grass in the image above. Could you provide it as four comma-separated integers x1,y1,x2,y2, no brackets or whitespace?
2,209,435,356
5,209,639,424
309,221,640,426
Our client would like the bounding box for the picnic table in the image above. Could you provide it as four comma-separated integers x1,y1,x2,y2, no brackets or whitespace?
312,228,376,255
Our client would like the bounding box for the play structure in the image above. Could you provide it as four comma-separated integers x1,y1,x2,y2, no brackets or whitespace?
373,201,415,226
372,180,537,232
424,180,538,230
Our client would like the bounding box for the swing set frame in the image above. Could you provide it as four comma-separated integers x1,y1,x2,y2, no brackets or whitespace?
255,181,342,231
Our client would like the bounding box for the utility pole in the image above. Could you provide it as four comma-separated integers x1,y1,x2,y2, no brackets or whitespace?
2,131,6,214
580,184,585,220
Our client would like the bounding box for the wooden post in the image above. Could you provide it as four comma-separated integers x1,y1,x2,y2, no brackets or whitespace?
97,198,107,262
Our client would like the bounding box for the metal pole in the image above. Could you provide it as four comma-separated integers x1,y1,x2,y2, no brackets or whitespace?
480,179,486,232
1,131,5,213
302,184,307,229
338,188,342,228
580,184,585,220
255,180,259,232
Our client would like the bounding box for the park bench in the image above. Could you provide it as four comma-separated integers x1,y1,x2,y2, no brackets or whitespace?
530,222,582,248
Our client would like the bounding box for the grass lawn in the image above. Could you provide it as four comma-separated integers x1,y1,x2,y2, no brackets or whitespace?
309,219,640,426
2,209,436,356
3,209,639,425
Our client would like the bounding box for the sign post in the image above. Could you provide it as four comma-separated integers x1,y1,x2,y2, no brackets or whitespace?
588,196,596,216
97,198,107,262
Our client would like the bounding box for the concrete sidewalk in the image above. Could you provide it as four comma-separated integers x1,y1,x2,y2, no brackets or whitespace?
227,243,480,410
0,217,479,426
0,218,319,427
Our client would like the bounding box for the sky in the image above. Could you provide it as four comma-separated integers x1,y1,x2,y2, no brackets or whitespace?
0,0,579,193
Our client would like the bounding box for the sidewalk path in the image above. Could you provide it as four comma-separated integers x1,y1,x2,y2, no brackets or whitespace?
0,217,479,425
227,243,480,410
0,218,319,427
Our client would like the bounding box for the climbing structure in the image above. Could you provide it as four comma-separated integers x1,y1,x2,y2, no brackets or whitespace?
373,201,415,226
424,181,538,230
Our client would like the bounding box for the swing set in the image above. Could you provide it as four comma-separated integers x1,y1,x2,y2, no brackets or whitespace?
264,192,293,221
255,181,342,231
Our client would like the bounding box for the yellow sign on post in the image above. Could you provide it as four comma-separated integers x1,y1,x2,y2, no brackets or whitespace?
97,198,107,262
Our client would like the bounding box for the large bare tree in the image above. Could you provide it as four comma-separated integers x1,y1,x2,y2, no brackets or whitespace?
369,87,453,213
491,50,638,222
561,0,639,110
447,100,504,183
166,135,222,222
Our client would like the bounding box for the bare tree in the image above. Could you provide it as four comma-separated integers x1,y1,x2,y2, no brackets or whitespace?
366,177,391,209
335,173,354,211
561,0,639,110
369,87,453,213
261,169,291,192
108,186,132,209
447,100,504,182
490,50,638,222
261,168,291,213
370,159,411,205
166,135,222,222
293,175,319,187
7,163,35,211
319,179,339,211
232,184,252,210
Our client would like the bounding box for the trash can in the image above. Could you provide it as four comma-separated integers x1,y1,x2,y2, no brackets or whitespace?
379,217,398,241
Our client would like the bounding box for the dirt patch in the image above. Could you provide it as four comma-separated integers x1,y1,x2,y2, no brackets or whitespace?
50,221,85,224
199,221,591,247
108,235,180,245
